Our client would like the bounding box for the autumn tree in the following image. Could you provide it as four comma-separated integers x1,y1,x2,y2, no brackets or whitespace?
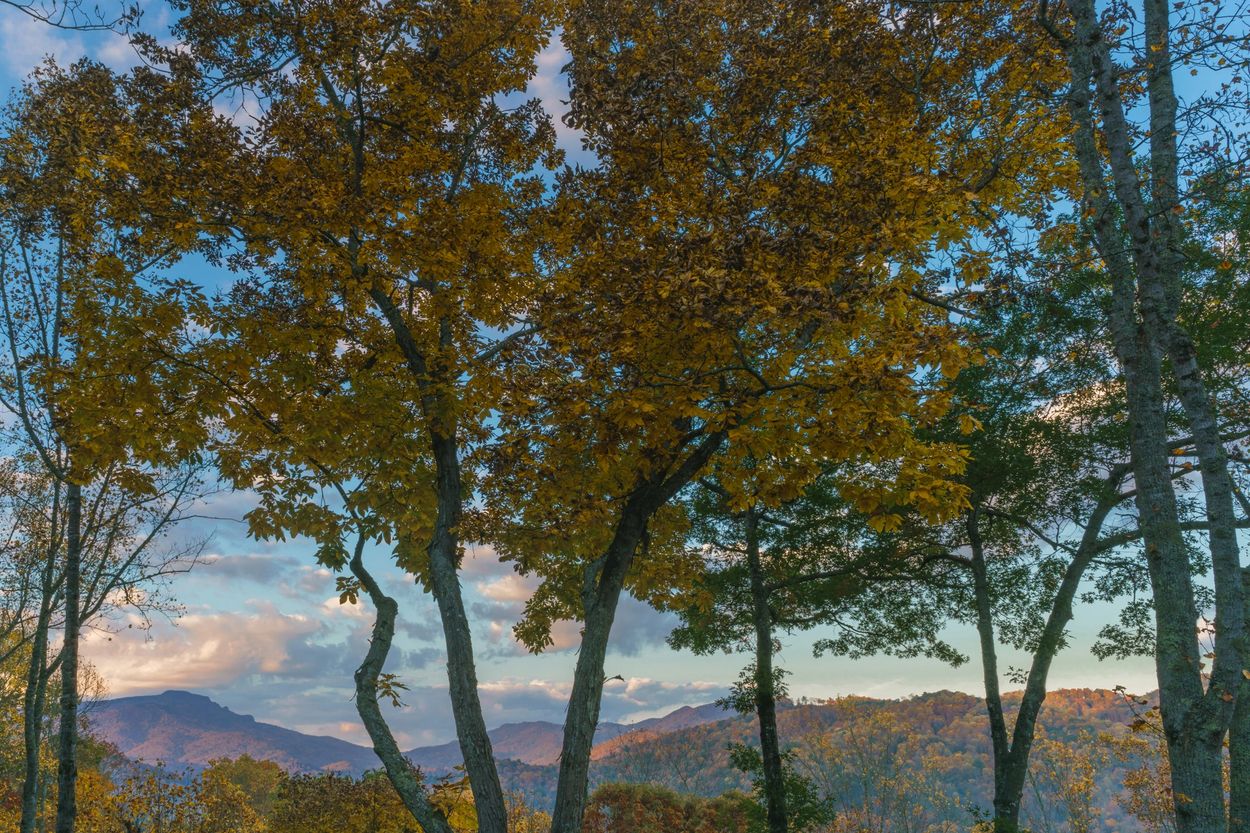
200,755,285,820
143,2,562,832
0,59,224,833
482,2,1072,830
582,783,753,833
267,768,476,833
793,700,967,832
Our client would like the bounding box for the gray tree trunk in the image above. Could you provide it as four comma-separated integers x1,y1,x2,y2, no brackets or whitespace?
1058,1,1243,828
20,480,61,833
1231,566,1250,832
549,504,644,833
427,432,508,833
972,482,1123,832
969,509,1019,832
368,287,508,833
53,481,80,833
20,598,52,833
549,432,723,833
349,537,455,833
746,507,788,833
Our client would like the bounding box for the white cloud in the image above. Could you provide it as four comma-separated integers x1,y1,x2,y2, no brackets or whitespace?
476,573,536,603
82,603,328,696
0,14,83,76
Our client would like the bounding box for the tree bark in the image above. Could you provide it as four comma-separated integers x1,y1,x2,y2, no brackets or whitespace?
20,597,52,833
1232,566,1250,832
746,506,788,833
426,432,508,833
549,431,724,833
1059,3,1239,828
349,537,455,833
549,502,645,833
368,285,508,833
53,480,80,833
20,480,62,833
968,509,1018,832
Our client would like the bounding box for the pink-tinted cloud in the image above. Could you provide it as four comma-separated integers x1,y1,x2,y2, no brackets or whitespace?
82,603,328,696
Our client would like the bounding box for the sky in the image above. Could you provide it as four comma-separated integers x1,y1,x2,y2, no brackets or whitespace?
0,0,1161,750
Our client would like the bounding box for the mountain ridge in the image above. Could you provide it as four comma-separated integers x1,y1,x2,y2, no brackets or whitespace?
85,687,1155,825
85,690,732,774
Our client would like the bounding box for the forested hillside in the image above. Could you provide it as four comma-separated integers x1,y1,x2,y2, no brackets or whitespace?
50,688,1172,831
516,689,1164,830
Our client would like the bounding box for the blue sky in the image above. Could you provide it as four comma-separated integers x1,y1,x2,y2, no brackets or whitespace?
0,1,1159,749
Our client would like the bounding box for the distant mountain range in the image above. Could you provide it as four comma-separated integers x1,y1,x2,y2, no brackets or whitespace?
84,690,732,775
86,688,1152,826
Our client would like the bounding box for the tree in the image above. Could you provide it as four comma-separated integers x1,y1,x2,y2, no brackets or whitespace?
669,478,909,833
792,699,968,832
200,755,284,820
0,0,136,33
0,59,221,833
1040,0,1250,825
267,768,476,833
484,2,1069,829
582,783,753,833
1027,732,1110,833
148,2,561,831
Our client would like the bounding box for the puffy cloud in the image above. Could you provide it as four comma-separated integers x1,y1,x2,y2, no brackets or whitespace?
477,573,536,603
473,592,675,660
601,677,724,722
398,647,445,671
466,676,726,728
0,9,153,87
82,603,340,695
460,544,512,579
521,35,596,168
605,597,679,657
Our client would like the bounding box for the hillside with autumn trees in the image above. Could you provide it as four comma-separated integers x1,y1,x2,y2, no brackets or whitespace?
0,0,1248,832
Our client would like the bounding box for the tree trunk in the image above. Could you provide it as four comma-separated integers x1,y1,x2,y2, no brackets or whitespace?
20,601,52,833
1066,0,1245,711
21,482,61,833
746,506,788,833
973,474,1126,832
549,506,645,833
368,286,508,833
968,509,1021,832
1232,566,1250,832
1140,0,1250,803
426,432,508,833
349,537,455,833
1060,11,1235,825
54,480,80,833
548,433,723,833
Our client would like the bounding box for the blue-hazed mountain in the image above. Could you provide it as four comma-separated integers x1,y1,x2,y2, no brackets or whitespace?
85,690,732,774
85,690,379,774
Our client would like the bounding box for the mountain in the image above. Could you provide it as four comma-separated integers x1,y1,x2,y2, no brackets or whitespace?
576,688,1153,830
89,688,1153,828
85,690,730,775
403,720,635,768
86,690,379,774
404,703,734,768
592,702,742,761
475,689,1152,819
